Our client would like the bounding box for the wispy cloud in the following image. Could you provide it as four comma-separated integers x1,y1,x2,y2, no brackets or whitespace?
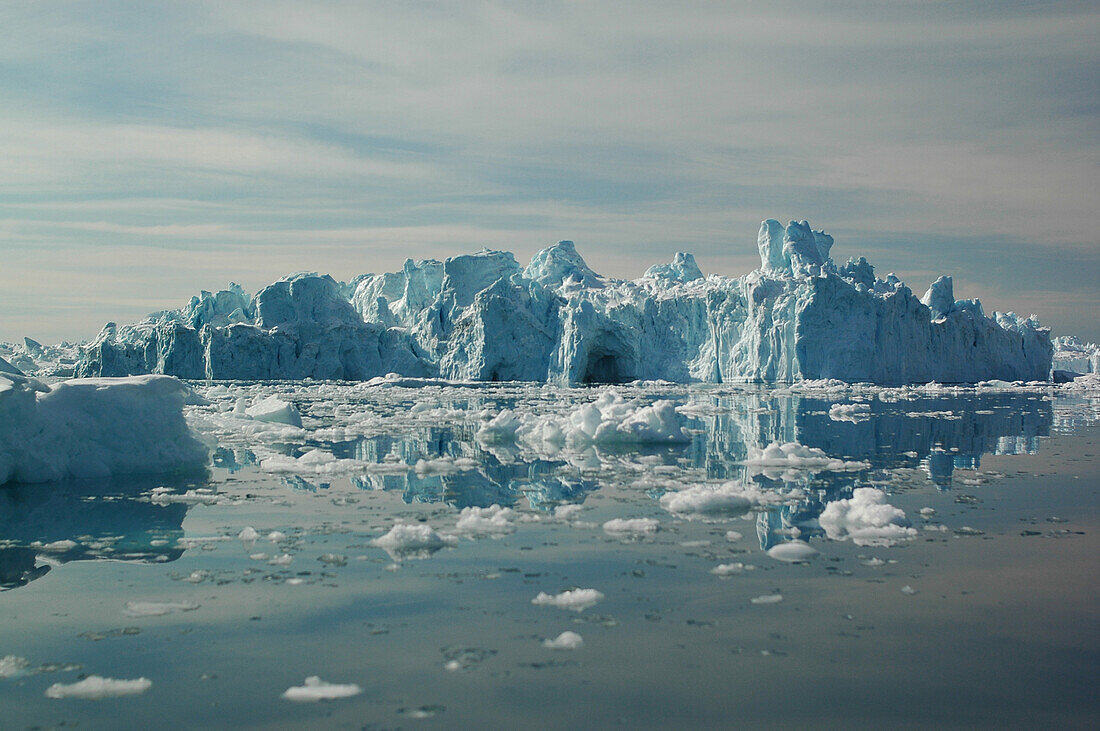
1,1,1097,343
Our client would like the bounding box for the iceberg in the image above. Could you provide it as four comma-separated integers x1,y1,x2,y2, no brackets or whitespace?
0,368,208,485
73,220,1053,385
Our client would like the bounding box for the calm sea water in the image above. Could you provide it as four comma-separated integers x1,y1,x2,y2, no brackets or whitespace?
2,383,1097,729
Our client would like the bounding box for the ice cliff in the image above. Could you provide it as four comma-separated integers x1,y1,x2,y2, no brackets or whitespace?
74,220,1053,384
1,368,208,484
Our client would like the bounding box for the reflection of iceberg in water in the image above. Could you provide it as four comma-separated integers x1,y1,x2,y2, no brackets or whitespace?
717,391,1051,548
0,475,198,591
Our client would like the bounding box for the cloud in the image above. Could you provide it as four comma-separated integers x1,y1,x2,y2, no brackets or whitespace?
0,1,1097,342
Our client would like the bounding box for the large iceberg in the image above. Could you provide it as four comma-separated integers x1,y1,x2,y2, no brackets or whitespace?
74,220,1052,384
0,367,208,485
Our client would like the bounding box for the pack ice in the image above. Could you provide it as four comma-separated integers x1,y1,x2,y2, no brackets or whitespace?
0,367,208,485
75,220,1052,385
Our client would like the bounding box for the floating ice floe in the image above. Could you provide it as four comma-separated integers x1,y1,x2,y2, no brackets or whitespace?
660,482,790,519
45,675,152,699
602,518,660,536
531,588,604,612
245,396,302,427
711,563,747,576
744,441,870,472
542,631,585,650
829,403,871,423
750,594,783,604
0,373,207,485
282,676,363,702
454,504,516,537
819,488,917,546
123,601,200,617
371,523,454,559
766,540,819,562
0,655,30,678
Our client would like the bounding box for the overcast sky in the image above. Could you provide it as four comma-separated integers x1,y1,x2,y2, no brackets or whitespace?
1,1,1097,344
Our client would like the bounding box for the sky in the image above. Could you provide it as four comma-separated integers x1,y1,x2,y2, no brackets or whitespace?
1,0,1097,344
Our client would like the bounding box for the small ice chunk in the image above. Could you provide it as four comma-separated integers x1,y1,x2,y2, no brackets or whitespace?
901,585,918,595
531,588,604,612
268,531,287,542
455,505,516,537
0,655,30,678
602,518,660,536
744,441,869,472
281,676,363,702
269,553,293,566
371,523,451,560
542,631,585,650
750,594,783,604
245,396,302,427
711,563,744,576
819,488,917,546
238,526,260,542
123,601,200,617
766,540,819,563
725,531,743,542
554,504,583,520
660,482,782,519
43,539,78,552
45,675,152,699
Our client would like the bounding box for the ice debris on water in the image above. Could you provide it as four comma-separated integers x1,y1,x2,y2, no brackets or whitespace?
123,601,200,617
751,594,784,604
602,518,660,536
766,540,819,563
244,396,302,427
532,588,604,612
660,482,789,519
0,655,30,678
819,488,918,546
454,505,516,537
711,563,747,576
45,675,152,699
744,441,870,472
281,676,363,702
542,631,585,650
371,523,453,560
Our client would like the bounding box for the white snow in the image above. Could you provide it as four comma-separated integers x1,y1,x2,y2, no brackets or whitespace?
819,488,918,546
45,676,152,699
542,631,585,650
531,588,604,612
0,373,208,485
281,676,363,702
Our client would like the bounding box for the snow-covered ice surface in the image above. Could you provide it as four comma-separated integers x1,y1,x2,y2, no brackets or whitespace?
73,220,1053,385
1,379,1098,727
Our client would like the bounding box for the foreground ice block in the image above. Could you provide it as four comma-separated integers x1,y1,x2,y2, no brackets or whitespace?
74,220,1053,384
0,370,208,484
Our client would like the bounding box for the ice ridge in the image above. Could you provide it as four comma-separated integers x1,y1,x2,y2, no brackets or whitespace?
73,220,1053,385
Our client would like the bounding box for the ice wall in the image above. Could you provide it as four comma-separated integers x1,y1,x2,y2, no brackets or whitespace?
74,220,1053,384
1,370,209,484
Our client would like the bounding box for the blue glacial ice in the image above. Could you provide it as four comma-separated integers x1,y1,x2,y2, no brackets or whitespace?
73,219,1053,385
